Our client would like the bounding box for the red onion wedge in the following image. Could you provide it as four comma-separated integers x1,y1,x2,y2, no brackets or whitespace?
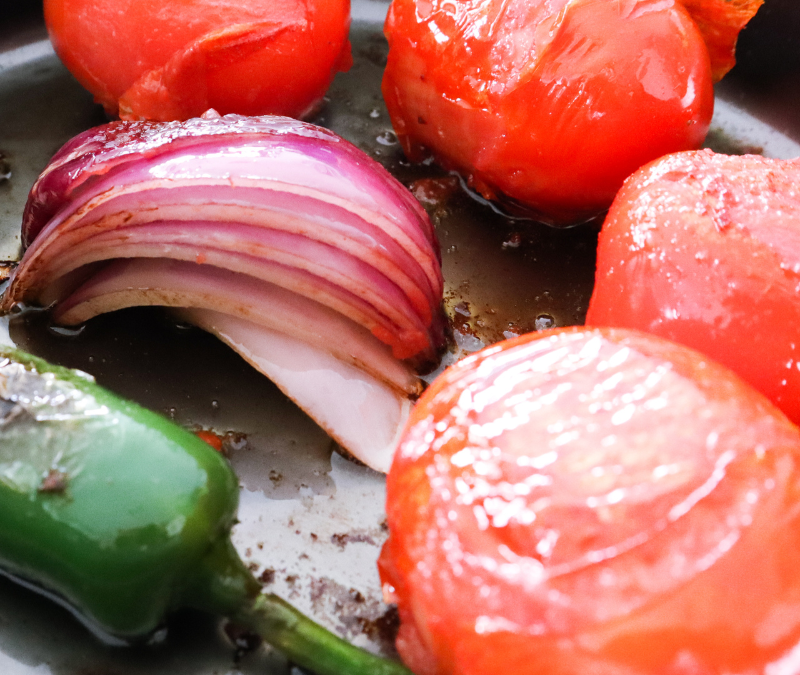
3,112,445,472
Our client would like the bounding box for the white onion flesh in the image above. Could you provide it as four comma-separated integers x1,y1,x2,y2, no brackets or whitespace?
180,309,412,473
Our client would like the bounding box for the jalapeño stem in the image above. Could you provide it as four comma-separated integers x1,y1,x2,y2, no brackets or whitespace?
235,593,413,675
190,531,412,675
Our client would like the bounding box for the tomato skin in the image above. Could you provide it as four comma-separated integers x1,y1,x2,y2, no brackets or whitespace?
380,327,800,675
44,0,352,121
382,0,714,224
586,150,800,425
678,0,764,81
195,429,224,452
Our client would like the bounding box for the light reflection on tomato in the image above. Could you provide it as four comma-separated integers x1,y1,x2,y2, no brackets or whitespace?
381,327,800,675
382,0,715,224
587,150,800,426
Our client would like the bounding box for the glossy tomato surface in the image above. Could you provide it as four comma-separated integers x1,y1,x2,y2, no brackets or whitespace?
44,0,352,121
382,0,715,224
380,327,800,675
586,150,800,425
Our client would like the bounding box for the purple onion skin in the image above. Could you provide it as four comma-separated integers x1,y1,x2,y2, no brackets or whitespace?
24,113,438,255
16,112,445,363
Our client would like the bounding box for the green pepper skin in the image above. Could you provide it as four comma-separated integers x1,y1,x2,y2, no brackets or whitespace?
0,347,252,640
0,347,413,675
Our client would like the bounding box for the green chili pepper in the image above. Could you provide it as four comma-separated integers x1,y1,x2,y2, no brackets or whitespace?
0,347,410,675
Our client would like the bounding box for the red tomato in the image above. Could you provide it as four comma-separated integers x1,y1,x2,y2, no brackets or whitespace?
586,150,800,425
382,0,714,224
380,327,800,675
44,0,352,121
195,429,224,452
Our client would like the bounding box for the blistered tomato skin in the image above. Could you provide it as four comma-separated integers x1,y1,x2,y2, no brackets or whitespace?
44,0,352,121
382,0,714,224
586,150,800,425
380,327,800,675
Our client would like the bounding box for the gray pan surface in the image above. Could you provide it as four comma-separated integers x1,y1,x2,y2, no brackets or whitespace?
0,1,798,673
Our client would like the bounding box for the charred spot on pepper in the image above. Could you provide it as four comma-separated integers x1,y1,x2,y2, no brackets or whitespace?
0,399,33,428
38,469,69,494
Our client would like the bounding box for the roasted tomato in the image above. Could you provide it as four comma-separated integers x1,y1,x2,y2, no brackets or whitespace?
382,0,760,224
380,326,800,675
44,0,352,121
586,150,800,425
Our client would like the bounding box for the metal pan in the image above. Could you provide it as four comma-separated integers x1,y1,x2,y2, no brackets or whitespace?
0,2,798,673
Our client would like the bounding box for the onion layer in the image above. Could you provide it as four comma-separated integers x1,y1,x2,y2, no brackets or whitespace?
180,309,413,473
4,112,444,472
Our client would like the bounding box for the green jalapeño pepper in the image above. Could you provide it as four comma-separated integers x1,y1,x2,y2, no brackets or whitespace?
0,347,410,675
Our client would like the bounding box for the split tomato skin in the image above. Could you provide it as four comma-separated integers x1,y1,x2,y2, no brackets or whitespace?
679,0,764,81
380,327,800,675
586,150,800,425
382,0,714,224
44,0,352,121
